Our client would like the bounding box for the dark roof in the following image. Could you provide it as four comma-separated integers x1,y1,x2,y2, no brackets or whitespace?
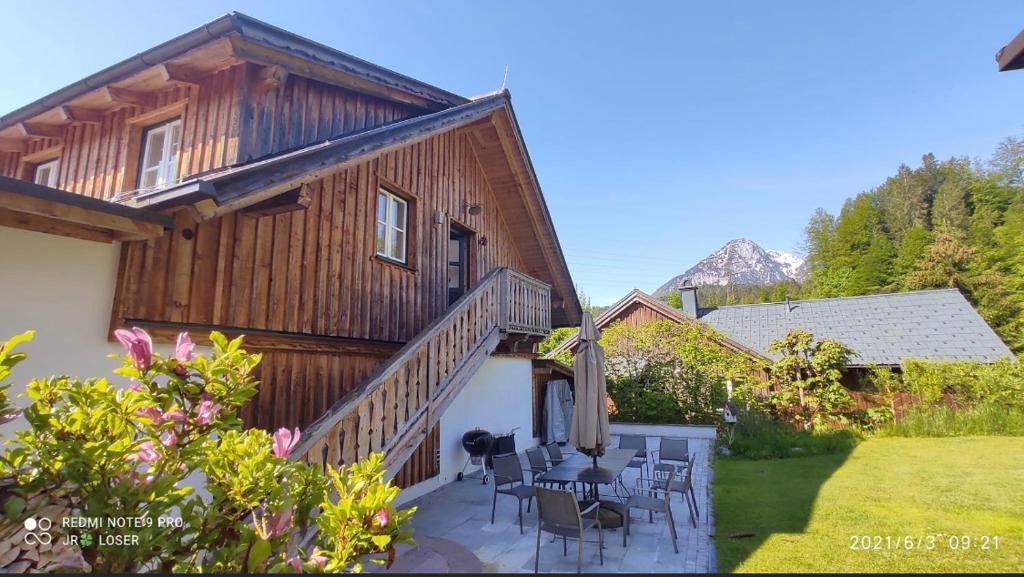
0,175,172,228
698,289,1014,365
129,92,509,210
547,289,766,361
0,175,171,242
996,28,1024,71
0,12,466,130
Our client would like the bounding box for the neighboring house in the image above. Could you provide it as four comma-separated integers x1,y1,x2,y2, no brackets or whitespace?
552,283,1014,392
676,282,1014,386
548,288,771,382
0,12,581,500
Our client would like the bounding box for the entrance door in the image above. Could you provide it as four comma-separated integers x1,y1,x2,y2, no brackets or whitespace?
448,227,469,306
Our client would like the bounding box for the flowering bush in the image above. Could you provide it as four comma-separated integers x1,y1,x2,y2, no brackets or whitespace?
601,320,762,424
0,329,413,573
766,329,854,429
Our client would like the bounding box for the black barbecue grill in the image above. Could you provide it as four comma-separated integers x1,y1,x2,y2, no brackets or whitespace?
457,427,517,484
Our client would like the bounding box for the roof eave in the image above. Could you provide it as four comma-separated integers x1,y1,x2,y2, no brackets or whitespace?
0,14,238,130
498,96,582,326
0,12,468,131
0,175,172,242
229,13,467,108
996,28,1024,71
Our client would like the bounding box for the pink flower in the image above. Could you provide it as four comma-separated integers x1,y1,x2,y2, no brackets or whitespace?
0,410,21,425
174,332,194,362
309,554,327,568
375,508,390,527
287,556,303,573
135,406,163,426
163,409,187,422
114,327,153,372
272,427,301,458
267,507,292,538
195,399,222,426
160,430,178,448
128,381,144,392
134,441,160,463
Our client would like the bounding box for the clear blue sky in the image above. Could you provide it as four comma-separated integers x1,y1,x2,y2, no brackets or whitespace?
5,1,1024,305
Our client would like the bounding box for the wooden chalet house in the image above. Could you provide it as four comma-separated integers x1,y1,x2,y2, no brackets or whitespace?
0,13,580,497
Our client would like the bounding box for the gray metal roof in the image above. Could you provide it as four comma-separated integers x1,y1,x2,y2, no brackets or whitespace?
697,289,1014,365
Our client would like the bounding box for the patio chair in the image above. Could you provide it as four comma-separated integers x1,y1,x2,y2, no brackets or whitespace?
653,451,699,527
618,434,649,476
526,447,555,489
653,437,689,477
491,453,536,534
542,443,583,497
624,467,678,553
544,442,566,466
533,486,604,573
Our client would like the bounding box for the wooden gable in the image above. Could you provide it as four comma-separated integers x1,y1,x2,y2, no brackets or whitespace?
548,289,766,364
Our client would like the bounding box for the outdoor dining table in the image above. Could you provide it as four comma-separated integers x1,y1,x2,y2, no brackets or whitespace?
537,447,638,528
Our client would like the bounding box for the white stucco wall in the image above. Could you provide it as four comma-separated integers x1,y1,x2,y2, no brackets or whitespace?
0,227,126,438
610,422,718,440
396,355,537,504
0,227,210,439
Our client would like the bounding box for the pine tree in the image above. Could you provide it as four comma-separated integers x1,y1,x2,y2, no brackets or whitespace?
905,230,975,290
931,158,972,234
894,225,933,285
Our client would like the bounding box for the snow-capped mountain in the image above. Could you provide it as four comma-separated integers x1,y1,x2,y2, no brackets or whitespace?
653,239,805,296
766,249,804,280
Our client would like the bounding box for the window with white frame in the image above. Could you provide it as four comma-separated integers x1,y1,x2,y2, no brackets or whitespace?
375,187,409,263
32,159,59,188
138,117,182,190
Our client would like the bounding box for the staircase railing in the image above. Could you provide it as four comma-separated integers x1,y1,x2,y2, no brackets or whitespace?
291,267,551,476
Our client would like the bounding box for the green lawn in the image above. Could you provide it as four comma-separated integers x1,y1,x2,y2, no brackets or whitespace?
713,437,1024,573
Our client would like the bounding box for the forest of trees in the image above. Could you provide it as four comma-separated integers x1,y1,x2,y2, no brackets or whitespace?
668,282,804,309
660,136,1024,353
797,137,1024,352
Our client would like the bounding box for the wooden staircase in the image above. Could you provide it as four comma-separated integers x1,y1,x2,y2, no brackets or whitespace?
291,267,552,478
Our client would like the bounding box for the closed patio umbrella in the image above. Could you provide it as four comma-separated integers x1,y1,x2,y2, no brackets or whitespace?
569,312,611,467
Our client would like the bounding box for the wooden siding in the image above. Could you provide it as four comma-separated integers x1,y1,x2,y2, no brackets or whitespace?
115,127,528,431
0,65,417,200
1,78,226,199
393,424,439,489
116,128,526,341
613,301,679,327
239,71,416,163
245,348,388,431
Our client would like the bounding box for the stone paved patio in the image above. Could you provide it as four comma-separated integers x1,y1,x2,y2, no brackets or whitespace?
394,438,715,573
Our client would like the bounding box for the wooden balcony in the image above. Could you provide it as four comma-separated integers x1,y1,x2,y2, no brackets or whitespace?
292,267,551,475
503,268,552,337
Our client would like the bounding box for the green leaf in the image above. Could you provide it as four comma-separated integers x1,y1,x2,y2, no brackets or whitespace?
3,497,26,520
247,538,272,573
371,534,391,549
